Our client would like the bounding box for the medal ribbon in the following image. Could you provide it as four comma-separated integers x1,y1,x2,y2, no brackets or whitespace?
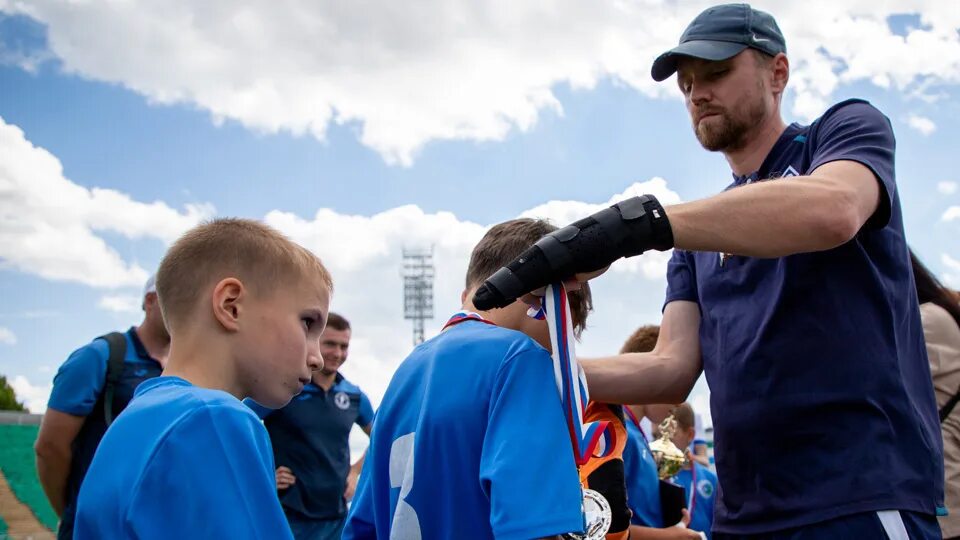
543,283,616,467
442,311,495,330
623,405,652,456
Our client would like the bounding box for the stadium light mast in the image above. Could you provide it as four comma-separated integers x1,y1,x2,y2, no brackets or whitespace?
401,247,435,346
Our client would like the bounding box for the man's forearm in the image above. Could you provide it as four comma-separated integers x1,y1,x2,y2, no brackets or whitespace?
667,172,867,258
582,352,699,405
36,452,70,517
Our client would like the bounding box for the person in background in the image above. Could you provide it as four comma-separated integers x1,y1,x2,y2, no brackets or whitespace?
35,275,169,539
620,325,702,539
671,403,718,540
912,249,960,540
250,313,374,540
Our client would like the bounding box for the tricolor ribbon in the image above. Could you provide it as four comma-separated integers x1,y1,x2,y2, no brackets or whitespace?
543,282,616,466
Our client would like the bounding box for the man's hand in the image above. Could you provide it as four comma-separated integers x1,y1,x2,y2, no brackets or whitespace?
275,466,296,490
344,469,359,501
35,409,86,517
472,195,673,310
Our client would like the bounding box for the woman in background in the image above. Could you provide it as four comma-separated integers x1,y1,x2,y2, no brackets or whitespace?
912,249,960,540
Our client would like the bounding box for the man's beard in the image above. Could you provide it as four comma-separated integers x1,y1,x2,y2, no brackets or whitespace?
694,94,767,152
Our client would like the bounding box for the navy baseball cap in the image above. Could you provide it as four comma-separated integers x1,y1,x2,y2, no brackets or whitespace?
651,3,786,82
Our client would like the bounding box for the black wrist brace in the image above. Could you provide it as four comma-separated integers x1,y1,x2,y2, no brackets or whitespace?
473,195,673,310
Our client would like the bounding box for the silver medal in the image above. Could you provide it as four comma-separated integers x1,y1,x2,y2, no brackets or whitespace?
564,488,612,540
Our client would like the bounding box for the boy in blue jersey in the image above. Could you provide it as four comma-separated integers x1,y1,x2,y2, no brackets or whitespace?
343,218,591,540
476,4,944,539
669,403,717,540
619,326,701,540
74,218,333,540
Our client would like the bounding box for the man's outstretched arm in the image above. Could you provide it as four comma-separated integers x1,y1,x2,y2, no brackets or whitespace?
583,300,702,405
668,160,880,258
474,160,881,310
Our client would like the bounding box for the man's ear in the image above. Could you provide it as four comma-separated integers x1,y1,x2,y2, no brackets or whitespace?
211,278,245,332
771,52,789,95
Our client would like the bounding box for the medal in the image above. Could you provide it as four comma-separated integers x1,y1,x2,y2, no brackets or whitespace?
563,488,613,540
543,283,616,539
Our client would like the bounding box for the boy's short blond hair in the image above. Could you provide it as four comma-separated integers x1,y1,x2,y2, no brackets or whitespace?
156,218,333,333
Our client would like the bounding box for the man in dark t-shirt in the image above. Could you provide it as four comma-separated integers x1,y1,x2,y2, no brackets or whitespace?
476,4,945,539
250,313,373,540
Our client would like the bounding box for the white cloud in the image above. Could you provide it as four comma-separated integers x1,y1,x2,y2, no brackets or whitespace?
0,326,16,345
938,181,958,195
3,1,959,164
0,117,215,288
942,253,960,288
906,114,937,135
10,375,51,413
943,206,960,222
98,295,142,314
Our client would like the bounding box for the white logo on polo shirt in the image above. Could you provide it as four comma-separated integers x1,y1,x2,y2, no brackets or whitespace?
781,165,799,177
334,391,350,410
697,478,714,499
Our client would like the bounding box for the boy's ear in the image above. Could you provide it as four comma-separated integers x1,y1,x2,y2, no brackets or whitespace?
460,288,468,304
212,278,244,332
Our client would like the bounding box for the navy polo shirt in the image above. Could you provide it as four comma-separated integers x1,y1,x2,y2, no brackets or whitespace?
254,374,374,520
47,327,163,539
665,99,944,534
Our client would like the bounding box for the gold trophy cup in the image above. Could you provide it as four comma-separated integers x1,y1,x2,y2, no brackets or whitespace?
649,413,686,479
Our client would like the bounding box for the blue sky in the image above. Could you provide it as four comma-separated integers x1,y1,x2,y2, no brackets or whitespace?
1,2,959,422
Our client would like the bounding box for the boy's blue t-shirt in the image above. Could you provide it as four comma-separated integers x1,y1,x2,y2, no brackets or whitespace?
622,414,662,528
74,376,292,540
674,464,718,540
343,319,584,540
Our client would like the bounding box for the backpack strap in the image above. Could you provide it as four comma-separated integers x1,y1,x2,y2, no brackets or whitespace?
940,385,960,423
98,332,127,426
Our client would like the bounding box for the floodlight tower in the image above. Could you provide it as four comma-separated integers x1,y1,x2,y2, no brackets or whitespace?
401,247,435,346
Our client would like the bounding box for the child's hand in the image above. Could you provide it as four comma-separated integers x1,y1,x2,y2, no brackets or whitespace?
275,466,296,490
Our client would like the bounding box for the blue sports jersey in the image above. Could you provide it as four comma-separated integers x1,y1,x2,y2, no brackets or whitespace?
343,318,584,540
665,99,944,534
248,374,374,520
74,377,292,540
673,464,717,540
47,327,162,540
622,413,662,528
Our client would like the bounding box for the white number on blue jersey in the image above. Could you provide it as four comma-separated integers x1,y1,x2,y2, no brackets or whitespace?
389,432,421,540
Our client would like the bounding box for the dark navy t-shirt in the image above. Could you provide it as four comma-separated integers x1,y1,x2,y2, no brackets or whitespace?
665,99,944,534
250,374,374,520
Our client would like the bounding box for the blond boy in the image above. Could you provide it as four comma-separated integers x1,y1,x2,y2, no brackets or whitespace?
75,219,332,539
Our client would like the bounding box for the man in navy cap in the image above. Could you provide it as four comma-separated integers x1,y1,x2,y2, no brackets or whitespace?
473,4,945,539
